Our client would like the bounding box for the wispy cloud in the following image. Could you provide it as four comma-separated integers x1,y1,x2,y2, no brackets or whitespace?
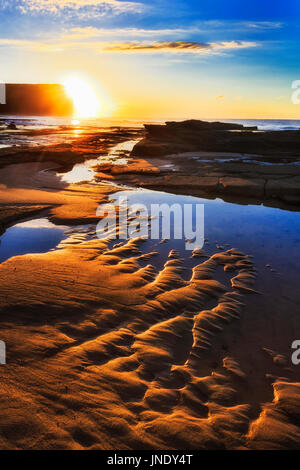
243,21,283,30
104,41,210,52
17,0,143,16
0,37,259,55
103,40,258,54
62,21,283,40
196,20,283,31
0,20,275,55
62,26,201,39
0,38,65,52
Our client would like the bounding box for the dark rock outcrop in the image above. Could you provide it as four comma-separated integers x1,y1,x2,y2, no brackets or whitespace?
109,120,300,207
132,120,300,158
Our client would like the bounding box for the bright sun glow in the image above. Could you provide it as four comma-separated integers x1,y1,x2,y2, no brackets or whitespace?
63,77,101,118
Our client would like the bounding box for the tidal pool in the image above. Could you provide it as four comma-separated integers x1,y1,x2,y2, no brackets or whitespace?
106,189,300,299
0,218,69,263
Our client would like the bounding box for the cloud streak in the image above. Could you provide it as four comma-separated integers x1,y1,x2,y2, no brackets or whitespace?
62,21,283,40
103,40,258,54
244,21,283,29
17,0,143,15
0,37,259,56
62,26,201,39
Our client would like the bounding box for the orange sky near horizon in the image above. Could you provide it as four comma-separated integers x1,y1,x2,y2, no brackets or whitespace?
1,1,300,121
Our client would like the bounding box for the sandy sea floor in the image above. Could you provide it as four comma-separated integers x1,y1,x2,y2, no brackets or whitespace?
0,123,299,450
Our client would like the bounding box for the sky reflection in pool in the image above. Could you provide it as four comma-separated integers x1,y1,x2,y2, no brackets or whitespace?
0,218,69,263
109,189,300,282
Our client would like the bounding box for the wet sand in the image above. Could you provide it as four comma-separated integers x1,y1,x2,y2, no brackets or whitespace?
0,125,299,450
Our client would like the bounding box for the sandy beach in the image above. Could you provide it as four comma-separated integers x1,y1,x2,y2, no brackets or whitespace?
0,121,299,450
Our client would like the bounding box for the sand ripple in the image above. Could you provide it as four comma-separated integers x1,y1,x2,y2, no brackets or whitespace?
0,236,298,449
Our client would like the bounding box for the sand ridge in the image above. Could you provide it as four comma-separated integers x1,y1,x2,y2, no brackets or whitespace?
0,229,298,450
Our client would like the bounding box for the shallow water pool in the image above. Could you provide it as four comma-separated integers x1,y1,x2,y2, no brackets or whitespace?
107,189,300,291
0,218,69,263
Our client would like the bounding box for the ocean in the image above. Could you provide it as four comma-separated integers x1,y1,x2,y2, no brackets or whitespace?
0,116,300,149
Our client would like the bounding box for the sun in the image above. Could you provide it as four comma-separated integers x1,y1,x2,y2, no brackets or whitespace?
63,77,101,118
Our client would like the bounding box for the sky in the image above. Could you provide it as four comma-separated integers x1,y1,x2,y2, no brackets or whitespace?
0,0,300,119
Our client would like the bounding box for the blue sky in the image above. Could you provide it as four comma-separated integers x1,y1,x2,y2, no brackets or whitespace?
0,0,299,119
